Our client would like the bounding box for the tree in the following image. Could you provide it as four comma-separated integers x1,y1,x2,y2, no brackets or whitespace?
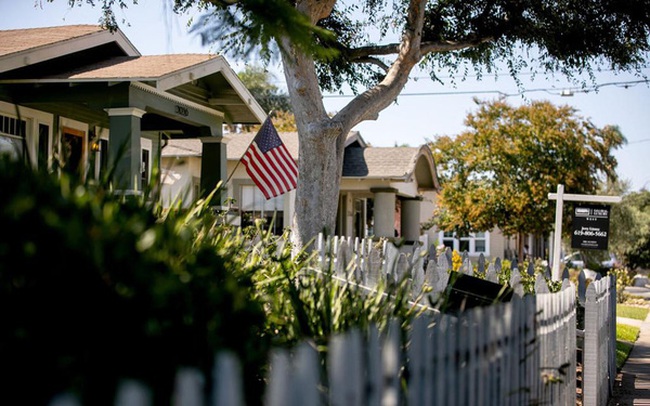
429,99,625,256
48,0,650,251
610,188,650,269
236,65,297,131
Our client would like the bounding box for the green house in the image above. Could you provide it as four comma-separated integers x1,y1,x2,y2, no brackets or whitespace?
0,24,264,201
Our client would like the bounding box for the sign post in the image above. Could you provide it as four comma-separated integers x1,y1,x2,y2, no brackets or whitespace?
548,185,621,281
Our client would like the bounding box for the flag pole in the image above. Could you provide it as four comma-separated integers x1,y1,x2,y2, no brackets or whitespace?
223,110,274,187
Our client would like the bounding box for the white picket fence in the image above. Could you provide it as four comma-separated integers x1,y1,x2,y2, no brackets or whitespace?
49,235,616,406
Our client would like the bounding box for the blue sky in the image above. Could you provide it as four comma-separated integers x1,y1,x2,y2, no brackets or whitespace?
2,0,649,191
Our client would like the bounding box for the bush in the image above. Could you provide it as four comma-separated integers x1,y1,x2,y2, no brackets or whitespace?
0,157,267,405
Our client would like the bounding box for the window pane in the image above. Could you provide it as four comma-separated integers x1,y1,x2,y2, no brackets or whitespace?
0,134,22,159
475,240,486,252
474,232,485,238
242,185,255,210
459,240,470,252
443,240,454,249
443,231,454,238
38,124,49,169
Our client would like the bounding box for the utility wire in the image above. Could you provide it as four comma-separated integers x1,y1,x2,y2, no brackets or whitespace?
322,79,650,99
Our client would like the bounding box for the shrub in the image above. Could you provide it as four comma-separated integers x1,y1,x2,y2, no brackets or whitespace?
0,157,266,405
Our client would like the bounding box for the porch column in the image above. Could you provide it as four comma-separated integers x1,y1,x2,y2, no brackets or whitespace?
401,196,423,243
199,127,226,206
106,107,146,194
371,187,397,238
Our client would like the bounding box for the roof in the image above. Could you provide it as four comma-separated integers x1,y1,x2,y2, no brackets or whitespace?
0,25,265,124
162,132,438,188
342,147,420,178
0,25,139,73
17,54,214,82
0,25,107,57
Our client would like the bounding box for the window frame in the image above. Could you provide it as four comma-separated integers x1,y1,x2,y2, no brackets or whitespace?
438,231,490,255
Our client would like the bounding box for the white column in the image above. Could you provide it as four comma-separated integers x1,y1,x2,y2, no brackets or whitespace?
401,197,422,242
372,188,397,238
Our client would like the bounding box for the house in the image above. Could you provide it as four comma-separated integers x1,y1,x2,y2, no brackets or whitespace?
161,131,442,245
0,25,264,199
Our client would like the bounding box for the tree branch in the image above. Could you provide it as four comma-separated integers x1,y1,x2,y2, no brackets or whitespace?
346,37,495,62
297,0,337,23
334,0,427,128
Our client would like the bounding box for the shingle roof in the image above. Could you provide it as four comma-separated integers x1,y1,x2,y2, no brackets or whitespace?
0,25,104,57
342,146,420,178
41,54,218,80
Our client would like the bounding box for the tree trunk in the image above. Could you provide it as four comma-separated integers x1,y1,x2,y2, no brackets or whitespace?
279,38,348,252
292,129,347,251
280,0,427,252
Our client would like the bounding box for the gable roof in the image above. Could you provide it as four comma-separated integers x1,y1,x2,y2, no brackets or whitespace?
0,25,139,73
0,25,265,124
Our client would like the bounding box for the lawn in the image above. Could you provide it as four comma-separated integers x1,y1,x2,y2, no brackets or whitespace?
617,304,650,321
616,323,641,369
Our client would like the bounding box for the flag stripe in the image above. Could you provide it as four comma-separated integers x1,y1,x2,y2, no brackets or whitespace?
274,144,299,179
265,148,295,190
242,150,275,199
248,144,286,195
244,145,281,198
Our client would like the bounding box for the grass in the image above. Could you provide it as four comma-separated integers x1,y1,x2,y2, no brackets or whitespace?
617,304,650,321
616,323,641,369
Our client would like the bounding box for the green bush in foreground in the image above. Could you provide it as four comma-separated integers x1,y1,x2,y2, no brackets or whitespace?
0,156,422,405
0,156,266,406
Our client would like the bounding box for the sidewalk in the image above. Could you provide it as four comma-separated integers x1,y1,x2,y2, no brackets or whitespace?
608,284,650,405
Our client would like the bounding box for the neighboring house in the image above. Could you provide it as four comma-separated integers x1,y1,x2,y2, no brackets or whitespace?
161,131,442,245
0,25,264,198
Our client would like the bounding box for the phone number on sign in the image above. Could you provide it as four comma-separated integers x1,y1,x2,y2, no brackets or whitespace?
573,230,607,238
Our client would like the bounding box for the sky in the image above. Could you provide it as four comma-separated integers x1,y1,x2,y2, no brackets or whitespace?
1,0,649,192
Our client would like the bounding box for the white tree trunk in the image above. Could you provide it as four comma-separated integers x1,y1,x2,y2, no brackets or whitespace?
282,0,428,252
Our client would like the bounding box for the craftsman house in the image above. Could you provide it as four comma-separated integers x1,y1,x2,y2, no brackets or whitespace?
0,25,264,198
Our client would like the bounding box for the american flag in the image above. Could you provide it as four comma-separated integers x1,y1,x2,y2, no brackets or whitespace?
241,117,298,199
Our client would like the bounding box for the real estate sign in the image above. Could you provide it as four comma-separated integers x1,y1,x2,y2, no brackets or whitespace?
571,204,611,250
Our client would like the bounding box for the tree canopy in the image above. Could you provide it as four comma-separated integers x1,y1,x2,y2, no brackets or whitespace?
47,0,650,250
609,186,650,269
429,99,626,238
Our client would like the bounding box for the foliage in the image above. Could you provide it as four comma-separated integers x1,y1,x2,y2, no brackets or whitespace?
238,65,292,115
249,230,426,353
50,0,650,251
0,155,422,404
430,99,626,238
235,65,298,132
612,268,637,303
610,190,650,269
0,156,268,405
617,304,649,321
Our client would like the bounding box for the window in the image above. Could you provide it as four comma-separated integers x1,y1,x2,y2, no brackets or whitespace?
141,138,152,191
240,184,284,235
61,127,85,175
439,231,490,255
0,114,27,159
37,124,50,169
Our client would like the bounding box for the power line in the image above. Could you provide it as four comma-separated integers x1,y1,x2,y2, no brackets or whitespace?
321,79,650,99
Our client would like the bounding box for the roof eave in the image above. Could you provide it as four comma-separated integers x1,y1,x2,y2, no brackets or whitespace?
0,27,140,74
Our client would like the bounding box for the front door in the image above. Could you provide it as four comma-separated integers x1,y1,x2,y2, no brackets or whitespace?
61,127,85,177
